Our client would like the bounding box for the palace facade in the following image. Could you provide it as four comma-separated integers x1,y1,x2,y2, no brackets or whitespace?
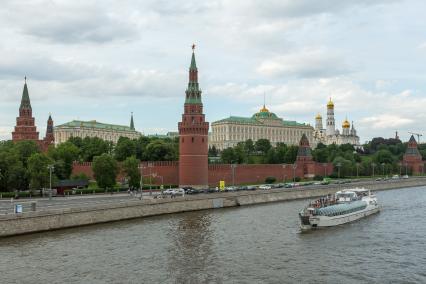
209,105,315,150
54,115,141,145
11,79,54,151
313,98,360,146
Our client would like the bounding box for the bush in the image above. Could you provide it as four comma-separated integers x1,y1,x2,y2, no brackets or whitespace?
313,175,323,181
265,176,276,184
294,177,301,182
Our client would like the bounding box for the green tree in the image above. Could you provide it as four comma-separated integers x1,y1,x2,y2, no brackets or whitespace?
82,137,109,162
221,148,236,164
284,145,299,164
0,148,26,191
48,142,80,179
92,154,118,189
333,156,353,178
313,148,328,163
244,139,255,155
27,153,52,191
115,137,136,161
266,148,278,164
122,156,141,189
374,149,394,164
145,140,177,161
208,145,218,157
255,139,272,155
15,140,40,167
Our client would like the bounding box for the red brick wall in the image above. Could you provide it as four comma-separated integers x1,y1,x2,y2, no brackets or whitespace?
72,161,334,187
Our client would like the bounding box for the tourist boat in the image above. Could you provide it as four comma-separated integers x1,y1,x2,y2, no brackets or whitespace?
299,188,380,231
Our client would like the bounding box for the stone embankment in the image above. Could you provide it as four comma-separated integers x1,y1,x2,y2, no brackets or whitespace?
1,178,425,237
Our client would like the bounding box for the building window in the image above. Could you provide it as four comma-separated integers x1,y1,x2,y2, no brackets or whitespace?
192,137,194,143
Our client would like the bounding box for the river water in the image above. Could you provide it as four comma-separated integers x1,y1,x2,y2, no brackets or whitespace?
1,186,426,284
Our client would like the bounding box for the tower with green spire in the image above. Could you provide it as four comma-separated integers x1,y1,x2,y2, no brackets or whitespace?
130,112,135,130
178,45,209,188
12,77,40,141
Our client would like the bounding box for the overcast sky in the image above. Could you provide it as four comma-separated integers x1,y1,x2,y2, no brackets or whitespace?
0,0,425,143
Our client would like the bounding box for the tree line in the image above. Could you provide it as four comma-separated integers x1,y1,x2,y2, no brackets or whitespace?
0,136,178,192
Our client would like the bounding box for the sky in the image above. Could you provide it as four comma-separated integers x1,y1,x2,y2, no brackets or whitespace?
0,0,425,143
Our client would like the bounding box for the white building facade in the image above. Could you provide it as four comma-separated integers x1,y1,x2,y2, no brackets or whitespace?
210,105,315,150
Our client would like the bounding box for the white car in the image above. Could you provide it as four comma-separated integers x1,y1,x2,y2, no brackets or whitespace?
175,188,185,196
259,185,272,190
402,175,409,179
163,189,176,195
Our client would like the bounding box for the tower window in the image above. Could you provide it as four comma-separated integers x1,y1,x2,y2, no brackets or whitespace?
192,137,194,143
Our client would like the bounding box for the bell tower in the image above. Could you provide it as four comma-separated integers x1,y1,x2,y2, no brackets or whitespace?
178,45,209,188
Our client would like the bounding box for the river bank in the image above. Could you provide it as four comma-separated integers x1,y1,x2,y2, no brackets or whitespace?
1,177,425,237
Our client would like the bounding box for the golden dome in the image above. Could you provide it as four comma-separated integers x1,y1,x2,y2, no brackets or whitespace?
260,104,269,113
315,113,322,120
327,97,334,109
342,118,350,128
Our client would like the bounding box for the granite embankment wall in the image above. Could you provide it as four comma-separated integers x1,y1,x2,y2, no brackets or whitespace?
1,178,425,237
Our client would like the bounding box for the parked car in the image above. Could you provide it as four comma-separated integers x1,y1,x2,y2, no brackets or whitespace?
402,175,409,179
259,185,272,190
163,189,176,195
186,188,201,195
225,186,237,192
175,188,185,196
247,185,257,190
392,175,400,179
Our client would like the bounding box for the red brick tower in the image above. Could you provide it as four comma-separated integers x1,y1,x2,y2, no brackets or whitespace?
178,45,209,188
41,114,55,151
403,135,424,174
12,78,40,141
296,133,315,178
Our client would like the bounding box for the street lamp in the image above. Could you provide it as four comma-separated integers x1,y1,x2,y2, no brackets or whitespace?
336,162,342,179
356,162,360,178
138,164,143,200
292,164,297,182
371,163,376,177
231,164,237,186
322,163,328,177
47,165,54,200
282,164,287,183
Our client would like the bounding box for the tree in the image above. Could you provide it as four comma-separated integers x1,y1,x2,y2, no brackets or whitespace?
208,145,218,157
332,156,353,178
244,139,255,155
92,154,118,189
48,142,80,179
14,140,40,167
81,137,109,162
255,139,271,155
265,148,278,164
27,153,52,191
221,148,236,164
122,156,141,189
145,140,177,161
284,145,298,164
135,136,151,160
0,148,26,192
114,137,136,161
313,148,328,163
374,149,394,164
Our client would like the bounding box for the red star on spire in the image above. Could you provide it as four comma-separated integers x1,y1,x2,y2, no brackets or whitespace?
192,44,196,51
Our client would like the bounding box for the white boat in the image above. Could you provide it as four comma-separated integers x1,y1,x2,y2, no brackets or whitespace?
299,188,380,231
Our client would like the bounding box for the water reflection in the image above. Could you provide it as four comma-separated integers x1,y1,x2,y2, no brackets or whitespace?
167,210,221,283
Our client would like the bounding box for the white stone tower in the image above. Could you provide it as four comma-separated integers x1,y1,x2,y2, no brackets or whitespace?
326,98,335,136
315,113,323,130
342,118,350,136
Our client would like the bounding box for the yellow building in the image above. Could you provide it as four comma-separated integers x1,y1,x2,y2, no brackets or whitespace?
210,105,315,150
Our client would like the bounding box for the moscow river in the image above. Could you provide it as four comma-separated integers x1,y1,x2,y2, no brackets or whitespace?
1,186,426,283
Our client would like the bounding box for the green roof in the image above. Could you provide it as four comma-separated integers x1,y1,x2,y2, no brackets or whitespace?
20,83,32,110
55,120,137,132
190,52,197,70
212,114,309,127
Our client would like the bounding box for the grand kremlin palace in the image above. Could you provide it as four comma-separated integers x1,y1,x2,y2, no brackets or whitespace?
209,105,315,150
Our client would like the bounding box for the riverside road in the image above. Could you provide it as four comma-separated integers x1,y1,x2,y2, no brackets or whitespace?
1,177,424,215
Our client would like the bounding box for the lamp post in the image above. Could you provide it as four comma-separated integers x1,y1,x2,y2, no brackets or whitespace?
381,163,385,177
323,163,328,177
47,165,54,200
336,162,342,179
148,162,153,195
371,163,376,177
404,163,408,175
292,164,297,182
138,164,143,200
231,164,237,186
282,164,286,183
356,162,360,178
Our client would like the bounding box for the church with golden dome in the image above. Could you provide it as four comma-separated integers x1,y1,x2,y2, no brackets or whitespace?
209,103,315,150
313,98,360,146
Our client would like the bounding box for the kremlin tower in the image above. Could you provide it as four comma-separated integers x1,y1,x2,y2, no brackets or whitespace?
178,45,209,188
403,135,424,175
11,78,54,151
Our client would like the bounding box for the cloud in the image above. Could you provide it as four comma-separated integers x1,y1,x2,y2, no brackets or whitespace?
360,115,413,129
256,48,350,78
1,1,138,44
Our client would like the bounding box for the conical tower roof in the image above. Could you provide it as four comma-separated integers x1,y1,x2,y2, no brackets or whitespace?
185,45,202,104
130,112,135,130
20,79,32,110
